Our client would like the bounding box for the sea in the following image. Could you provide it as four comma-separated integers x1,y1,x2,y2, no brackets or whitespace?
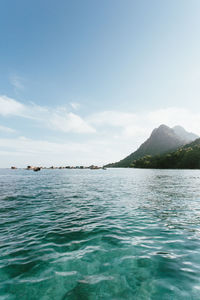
0,168,200,300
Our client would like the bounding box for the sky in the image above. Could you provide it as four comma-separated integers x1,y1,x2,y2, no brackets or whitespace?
0,0,200,167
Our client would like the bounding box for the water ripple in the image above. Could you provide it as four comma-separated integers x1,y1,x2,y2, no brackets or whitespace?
1,168,200,299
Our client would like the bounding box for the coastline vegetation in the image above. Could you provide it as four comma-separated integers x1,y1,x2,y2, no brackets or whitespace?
132,138,200,169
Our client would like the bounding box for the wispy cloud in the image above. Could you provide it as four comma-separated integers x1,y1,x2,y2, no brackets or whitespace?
0,125,16,133
1,94,200,167
88,108,200,138
88,111,145,138
10,74,25,91
0,136,114,167
49,112,95,133
1,95,200,139
70,102,80,110
0,95,95,134
0,95,26,117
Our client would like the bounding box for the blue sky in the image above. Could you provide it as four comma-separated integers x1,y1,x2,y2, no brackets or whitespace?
0,0,200,167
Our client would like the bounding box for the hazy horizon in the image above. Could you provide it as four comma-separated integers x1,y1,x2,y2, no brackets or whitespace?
1,0,200,167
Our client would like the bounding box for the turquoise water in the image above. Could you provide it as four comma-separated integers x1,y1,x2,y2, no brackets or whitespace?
1,169,200,299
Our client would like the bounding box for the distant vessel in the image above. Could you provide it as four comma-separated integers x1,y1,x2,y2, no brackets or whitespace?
33,167,41,172
90,165,101,170
26,166,41,172
26,166,34,170
11,166,17,169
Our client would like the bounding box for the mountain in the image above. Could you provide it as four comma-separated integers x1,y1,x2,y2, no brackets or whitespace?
133,138,200,169
173,125,199,143
105,124,198,168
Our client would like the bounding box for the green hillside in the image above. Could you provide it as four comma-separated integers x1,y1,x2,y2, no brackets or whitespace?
105,125,187,168
133,138,200,169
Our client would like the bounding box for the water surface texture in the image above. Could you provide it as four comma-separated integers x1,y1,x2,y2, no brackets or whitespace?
1,168,200,299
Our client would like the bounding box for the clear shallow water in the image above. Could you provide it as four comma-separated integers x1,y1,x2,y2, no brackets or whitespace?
1,169,200,300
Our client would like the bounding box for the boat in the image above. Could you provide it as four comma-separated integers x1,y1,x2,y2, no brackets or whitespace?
33,167,41,172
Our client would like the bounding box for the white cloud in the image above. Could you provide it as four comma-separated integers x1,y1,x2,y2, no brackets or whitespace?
49,112,95,133
0,95,95,134
10,74,25,91
0,125,16,133
0,136,115,167
147,107,200,135
89,108,200,138
88,111,149,138
1,94,200,167
1,95,200,140
88,111,138,127
0,95,26,116
70,102,80,110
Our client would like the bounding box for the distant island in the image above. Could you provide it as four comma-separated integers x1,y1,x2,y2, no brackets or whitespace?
11,165,106,171
105,125,200,169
